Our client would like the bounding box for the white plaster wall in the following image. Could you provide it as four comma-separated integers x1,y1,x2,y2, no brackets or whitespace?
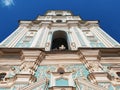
8,26,28,47
89,26,114,47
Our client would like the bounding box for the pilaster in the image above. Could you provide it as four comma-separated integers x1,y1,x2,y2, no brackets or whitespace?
16,50,45,84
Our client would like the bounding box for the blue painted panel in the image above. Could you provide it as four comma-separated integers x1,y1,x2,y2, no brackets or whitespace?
56,78,68,86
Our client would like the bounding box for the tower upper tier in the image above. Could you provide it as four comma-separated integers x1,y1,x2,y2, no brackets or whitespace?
0,10,119,51
45,10,73,16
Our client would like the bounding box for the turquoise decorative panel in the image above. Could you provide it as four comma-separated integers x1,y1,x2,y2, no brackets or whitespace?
116,86,120,90
35,65,57,81
98,82,114,90
2,64,120,90
56,78,68,86
0,89,10,90
34,64,90,89
15,30,37,47
0,64,90,90
35,64,89,80
82,29,106,47
65,64,89,79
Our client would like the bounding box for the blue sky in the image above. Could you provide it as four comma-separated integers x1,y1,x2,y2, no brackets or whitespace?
0,0,120,43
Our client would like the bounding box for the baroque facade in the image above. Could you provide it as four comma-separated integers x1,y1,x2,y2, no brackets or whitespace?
0,10,120,90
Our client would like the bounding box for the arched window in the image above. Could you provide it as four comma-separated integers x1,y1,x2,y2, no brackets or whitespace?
0,73,6,81
51,31,68,50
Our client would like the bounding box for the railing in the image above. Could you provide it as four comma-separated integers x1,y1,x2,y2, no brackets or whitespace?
75,78,108,90
18,78,48,90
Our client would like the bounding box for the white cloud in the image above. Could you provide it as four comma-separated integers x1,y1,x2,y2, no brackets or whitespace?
1,0,14,7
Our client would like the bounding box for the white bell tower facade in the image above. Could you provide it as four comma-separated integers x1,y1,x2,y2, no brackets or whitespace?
1,10,119,50
0,10,120,90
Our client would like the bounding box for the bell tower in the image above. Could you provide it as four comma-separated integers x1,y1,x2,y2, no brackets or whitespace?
1,10,119,51
0,10,120,90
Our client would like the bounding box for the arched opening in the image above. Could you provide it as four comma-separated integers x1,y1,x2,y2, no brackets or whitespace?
51,31,68,50
116,72,120,77
56,20,62,23
57,67,65,74
56,14,62,16
0,73,6,81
